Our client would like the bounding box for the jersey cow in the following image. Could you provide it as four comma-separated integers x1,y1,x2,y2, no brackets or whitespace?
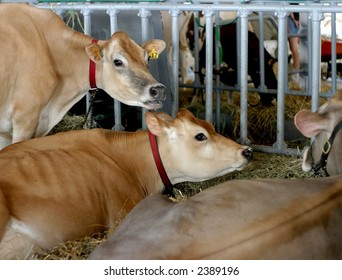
89,175,342,260
0,109,252,259
0,3,166,149
295,89,342,176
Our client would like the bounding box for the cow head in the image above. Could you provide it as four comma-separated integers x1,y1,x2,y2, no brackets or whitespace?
179,46,195,84
295,90,342,176
86,31,166,109
145,109,253,183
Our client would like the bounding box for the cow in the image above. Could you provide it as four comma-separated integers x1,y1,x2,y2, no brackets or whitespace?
0,3,166,149
89,88,342,260
0,109,252,259
198,23,278,106
294,89,342,176
161,11,195,84
89,175,342,260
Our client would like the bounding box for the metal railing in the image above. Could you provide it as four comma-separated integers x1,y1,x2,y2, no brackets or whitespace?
3,0,342,154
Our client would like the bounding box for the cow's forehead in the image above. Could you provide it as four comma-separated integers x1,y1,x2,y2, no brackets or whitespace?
177,111,216,135
108,35,146,63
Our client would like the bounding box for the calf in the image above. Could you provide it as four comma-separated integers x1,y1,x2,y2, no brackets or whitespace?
0,109,252,259
89,175,342,260
295,89,342,176
0,3,166,149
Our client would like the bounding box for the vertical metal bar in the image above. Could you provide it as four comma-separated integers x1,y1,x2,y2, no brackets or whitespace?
204,9,214,123
238,10,250,145
274,10,287,151
194,12,201,88
107,9,124,131
170,9,180,117
215,12,221,133
330,11,337,95
311,10,323,112
81,8,92,114
258,11,266,91
138,8,151,129
236,17,241,89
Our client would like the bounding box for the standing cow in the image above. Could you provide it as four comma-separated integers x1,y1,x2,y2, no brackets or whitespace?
198,23,278,106
0,109,252,259
0,3,166,149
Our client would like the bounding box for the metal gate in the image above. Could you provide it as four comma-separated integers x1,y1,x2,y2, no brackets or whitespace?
2,0,342,154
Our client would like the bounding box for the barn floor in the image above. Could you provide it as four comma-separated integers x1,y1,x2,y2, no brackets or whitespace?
31,151,316,260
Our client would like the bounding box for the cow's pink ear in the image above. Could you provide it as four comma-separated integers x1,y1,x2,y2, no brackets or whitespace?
145,112,172,136
85,44,103,62
294,110,327,137
142,39,166,55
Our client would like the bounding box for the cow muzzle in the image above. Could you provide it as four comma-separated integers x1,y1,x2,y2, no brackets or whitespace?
242,147,253,162
144,84,167,109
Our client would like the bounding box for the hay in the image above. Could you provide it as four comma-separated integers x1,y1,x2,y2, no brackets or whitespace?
49,114,85,134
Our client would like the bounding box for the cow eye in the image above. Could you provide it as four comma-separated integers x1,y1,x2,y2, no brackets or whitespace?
114,59,123,67
194,133,207,141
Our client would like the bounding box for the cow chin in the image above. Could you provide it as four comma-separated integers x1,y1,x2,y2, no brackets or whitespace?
142,100,163,110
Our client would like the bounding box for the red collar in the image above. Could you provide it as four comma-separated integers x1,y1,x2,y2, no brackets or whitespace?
148,131,175,197
89,39,98,89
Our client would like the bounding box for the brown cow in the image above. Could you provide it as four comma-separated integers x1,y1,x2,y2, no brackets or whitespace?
0,3,166,149
295,90,342,176
89,175,342,260
0,109,252,259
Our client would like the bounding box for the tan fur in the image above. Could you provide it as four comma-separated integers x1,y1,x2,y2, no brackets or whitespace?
89,176,342,260
0,109,251,259
295,90,342,175
0,3,166,149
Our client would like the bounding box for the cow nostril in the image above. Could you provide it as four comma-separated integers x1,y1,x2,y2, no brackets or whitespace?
150,84,166,99
242,147,253,161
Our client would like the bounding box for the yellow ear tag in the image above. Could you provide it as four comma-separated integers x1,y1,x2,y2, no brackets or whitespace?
149,48,159,59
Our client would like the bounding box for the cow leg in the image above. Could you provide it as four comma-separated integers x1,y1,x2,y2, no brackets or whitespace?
11,113,40,144
0,190,10,246
0,222,42,260
0,133,12,150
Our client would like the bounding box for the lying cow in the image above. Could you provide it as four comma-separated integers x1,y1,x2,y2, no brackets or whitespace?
89,175,342,260
295,89,342,176
0,3,166,149
0,109,252,259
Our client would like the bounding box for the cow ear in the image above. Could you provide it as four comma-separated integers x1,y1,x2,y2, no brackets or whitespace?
145,111,173,136
294,110,328,138
85,44,103,63
142,39,166,56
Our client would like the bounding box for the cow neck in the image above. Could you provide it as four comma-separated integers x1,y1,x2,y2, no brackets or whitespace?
89,39,98,89
311,119,342,177
148,131,175,197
